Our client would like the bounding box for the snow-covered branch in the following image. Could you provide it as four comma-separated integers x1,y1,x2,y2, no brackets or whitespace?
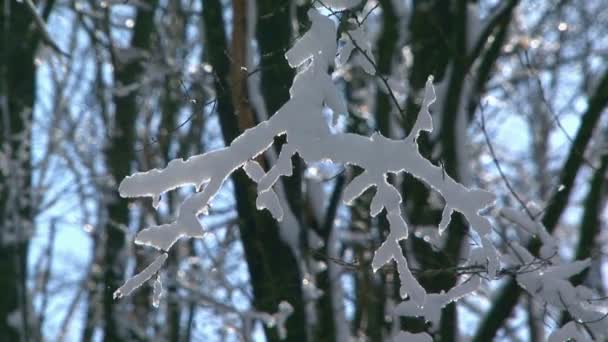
116,5,494,317
112,4,605,340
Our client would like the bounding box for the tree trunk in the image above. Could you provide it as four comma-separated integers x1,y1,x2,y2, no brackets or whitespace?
0,1,41,340
203,1,307,340
102,2,157,340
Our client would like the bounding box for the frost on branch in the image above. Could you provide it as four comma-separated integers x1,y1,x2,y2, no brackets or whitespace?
113,252,167,300
152,276,163,308
548,321,592,342
509,242,608,338
338,19,376,75
272,301,294,340
393,244,493,327
501,203,557,260
250,301,295,340
502,206,608,339
394,275,482,327
115,7,495,334
313,0,360,10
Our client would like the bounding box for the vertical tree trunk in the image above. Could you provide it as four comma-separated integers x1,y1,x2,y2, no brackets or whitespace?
102,3,157,340
158,51,183,342
82,49,110,341
360,0,400,339
403,1,516,339
0,1,40,340
256,0,303,221
401,0,456,338
203,1,307,340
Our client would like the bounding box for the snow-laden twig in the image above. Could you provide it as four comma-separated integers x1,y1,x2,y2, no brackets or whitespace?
497,206,608,339
116,6,496,334
548,321,592,342
113,253,167,300
509,242,608,339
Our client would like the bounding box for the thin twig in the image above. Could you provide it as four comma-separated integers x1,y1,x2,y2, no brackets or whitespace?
24,0,70,57
315,0,405,116
520,49,599,172
478,101,536,219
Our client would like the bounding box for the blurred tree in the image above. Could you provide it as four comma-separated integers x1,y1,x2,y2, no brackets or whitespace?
0,0,55,339
100,2,158,340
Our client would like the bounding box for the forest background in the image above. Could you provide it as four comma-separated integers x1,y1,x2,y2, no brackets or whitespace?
1,0,608,341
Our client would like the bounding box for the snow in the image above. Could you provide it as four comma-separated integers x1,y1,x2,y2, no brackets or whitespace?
500,205,557,257
548,322,591,342
152,276,163,308
274,301,294,340
509,240,608,339
243,160,284,220
338,20,376,75
394,275,482,327
393,331,433,342
116,6,503,338
113,252,167,300
314,0,360,10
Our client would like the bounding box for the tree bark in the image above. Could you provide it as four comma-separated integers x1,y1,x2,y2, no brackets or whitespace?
402,1,459,338
203,1,307,340
404,1,517,339
102,2,157,340
0,1,42,340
